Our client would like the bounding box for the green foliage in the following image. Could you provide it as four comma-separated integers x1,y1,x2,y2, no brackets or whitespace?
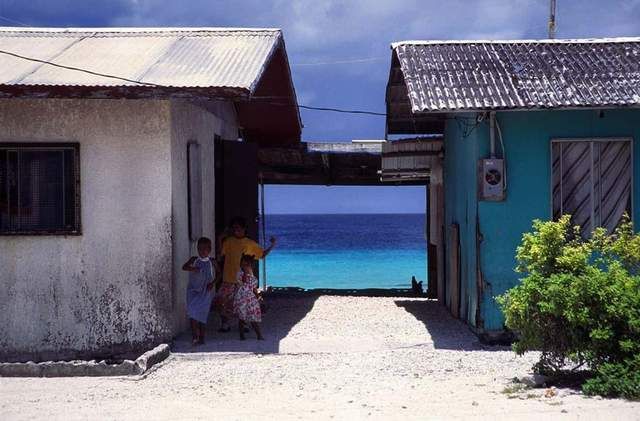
497,215,640,398
582,355,640,400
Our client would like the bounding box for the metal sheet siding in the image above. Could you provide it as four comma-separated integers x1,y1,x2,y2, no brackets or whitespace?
0,28,280,91
394,39,640,112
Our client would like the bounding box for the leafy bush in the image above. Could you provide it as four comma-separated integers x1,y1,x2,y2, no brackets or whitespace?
582,355,640,399
497,215,640,399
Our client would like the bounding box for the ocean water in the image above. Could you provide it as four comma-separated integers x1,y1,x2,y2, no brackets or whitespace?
261,213,427,289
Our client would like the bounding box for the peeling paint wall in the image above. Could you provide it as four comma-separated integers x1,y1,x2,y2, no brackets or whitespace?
443,112,479,327
0,98,174,361
477,109,640,332
0,98,238,361
169,100,237,335
444,108,640,334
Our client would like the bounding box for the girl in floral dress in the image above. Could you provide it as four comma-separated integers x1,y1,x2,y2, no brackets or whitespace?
234,254,264,340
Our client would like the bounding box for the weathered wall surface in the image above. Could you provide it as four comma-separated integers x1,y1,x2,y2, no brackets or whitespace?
445,108,640,333
477,108,640,331
169,100,237,334
0,98,174,361
443,113,480,328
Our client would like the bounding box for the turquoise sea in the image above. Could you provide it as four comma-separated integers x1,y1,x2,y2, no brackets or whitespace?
261,213,427,289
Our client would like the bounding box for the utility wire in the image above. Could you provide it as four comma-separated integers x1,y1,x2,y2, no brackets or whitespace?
0,48,163,87
0,15,29,27
0,47,391,117
292,56,387,66
0,46,482,124
299,104,385,116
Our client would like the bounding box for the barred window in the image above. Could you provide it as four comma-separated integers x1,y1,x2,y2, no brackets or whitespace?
0,143,81,235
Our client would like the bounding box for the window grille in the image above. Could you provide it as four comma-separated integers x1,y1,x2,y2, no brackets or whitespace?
0,143,80,235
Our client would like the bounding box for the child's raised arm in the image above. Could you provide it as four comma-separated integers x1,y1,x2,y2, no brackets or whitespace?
182,256,199,272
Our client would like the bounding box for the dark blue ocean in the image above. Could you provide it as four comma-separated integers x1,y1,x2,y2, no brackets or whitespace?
261,213,427,289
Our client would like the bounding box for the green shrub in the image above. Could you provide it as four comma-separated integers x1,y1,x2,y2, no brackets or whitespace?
497,215,640,398
582,355,640,400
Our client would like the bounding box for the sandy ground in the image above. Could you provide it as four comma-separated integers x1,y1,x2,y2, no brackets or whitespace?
1,296,639,421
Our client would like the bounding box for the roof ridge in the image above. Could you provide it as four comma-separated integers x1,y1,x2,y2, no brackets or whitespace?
0,26,282,34
391,37,640,48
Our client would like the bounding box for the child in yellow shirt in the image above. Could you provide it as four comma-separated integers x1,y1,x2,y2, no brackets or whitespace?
216,216,276,332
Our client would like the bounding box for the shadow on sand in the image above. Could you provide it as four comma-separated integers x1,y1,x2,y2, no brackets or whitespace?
173,294,318,354
394,299,508,351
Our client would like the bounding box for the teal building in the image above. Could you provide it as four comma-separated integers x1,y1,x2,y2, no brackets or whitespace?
386,38,640,339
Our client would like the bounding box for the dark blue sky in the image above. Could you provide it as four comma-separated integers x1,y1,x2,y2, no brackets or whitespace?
1,0,638,213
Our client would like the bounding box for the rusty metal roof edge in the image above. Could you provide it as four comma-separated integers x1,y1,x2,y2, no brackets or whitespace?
0,84,252,101
391,36,640,49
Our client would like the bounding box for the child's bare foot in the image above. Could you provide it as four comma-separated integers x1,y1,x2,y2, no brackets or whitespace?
257,334,265,340
192,338,200,346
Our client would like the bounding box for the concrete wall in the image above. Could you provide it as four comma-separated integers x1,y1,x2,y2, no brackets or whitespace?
0,98,174,361
169,100,237,334
0,98,239,361
444,108,640,333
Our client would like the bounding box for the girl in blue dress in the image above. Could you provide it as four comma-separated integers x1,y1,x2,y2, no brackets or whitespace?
182,237,216,345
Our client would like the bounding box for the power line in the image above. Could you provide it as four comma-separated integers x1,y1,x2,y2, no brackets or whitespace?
0,15,29,27
0,48,163,87
0,47,391,117
299,104,386,116
292,56,387,67
0,48,483,123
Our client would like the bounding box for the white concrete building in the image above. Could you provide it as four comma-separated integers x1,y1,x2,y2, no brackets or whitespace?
0,28,301,362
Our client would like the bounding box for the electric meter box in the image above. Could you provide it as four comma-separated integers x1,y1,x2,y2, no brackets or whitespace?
478,158,505,201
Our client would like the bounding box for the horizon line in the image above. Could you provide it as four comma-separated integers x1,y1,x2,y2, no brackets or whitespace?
265,212,425,216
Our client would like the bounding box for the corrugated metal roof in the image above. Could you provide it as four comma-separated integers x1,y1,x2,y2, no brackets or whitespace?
0,27,283,95
391,38,640,112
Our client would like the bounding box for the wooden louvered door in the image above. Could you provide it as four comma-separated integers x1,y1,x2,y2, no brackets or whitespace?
552,139,632,235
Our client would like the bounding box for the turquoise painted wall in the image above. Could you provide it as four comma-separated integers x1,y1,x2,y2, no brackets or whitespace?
443,113,480,326
445,108,640,332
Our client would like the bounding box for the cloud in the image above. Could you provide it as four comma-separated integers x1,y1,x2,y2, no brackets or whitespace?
4,1,638,57
0,0,638,140
0,0,133,26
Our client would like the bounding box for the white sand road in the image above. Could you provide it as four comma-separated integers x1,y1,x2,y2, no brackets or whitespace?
1,296,639,420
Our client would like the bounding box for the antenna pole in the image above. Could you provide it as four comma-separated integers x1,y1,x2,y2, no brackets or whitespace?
548,0,557,39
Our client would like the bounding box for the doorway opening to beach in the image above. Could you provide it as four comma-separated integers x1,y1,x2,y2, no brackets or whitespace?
256,138,444,299
258,185,428,292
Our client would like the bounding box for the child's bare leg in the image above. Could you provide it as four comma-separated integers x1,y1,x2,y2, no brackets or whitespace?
251,322,264,340
190,319,199,345
219,315,230,332
238,320,246,340
198,322,206,344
